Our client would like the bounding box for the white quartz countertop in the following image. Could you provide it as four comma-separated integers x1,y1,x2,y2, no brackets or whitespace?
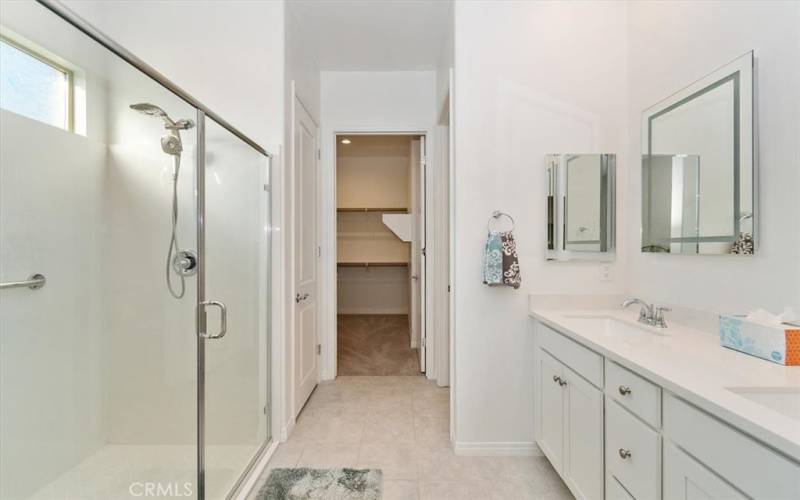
529,306,800,461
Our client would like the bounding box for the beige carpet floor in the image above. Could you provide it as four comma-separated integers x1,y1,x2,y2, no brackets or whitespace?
337,315,421,376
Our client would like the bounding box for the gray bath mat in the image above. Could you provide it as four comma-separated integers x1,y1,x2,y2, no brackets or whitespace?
256,468,382,500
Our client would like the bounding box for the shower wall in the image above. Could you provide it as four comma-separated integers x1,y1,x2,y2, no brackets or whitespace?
0,110,108,499
0,4,111,496
103,86,198,445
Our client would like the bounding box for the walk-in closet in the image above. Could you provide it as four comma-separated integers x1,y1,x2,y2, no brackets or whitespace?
336,135,425,375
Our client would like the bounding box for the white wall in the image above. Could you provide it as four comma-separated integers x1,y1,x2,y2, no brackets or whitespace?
0,111,108,500
319,70,437,379
63,0,284,148
337,136,411,208
321,71,437,129
452,0,800,453
1,4,110,496
337,267,410,315
627,1,800,313
452,0,629,451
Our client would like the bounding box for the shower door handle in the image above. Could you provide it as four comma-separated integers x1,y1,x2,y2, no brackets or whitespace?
197,300,227,339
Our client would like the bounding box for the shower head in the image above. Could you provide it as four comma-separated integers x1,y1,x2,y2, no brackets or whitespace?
130,102,169,119
129,102,194,130
131,102,194,157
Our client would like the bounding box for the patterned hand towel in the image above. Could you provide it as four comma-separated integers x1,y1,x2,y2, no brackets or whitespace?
483,231,521,289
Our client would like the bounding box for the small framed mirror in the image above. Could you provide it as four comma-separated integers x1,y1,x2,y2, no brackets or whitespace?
642,51,754,255
546,153,616,261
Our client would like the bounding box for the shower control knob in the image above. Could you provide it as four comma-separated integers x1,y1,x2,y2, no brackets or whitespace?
173,250,198,276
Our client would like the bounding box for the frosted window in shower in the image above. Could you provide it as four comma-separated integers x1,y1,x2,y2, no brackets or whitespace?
0,38,72,130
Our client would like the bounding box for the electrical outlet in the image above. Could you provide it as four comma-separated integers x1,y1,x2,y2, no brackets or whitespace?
599,264,612,282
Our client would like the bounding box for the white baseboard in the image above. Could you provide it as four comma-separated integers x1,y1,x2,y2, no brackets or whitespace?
233,440,278,500
453,441,542,457
280,417,296,442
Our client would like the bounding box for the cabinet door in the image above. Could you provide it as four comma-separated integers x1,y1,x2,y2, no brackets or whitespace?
563,366,604,500
664,442,746,500
539,350,565,473
608,475,636,500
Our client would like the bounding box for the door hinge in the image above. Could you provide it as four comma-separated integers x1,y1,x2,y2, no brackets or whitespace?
263,405,269,415
421,247,426,257
317,246,322,258
316,344,321,355
317,149,321,160
447,285,451,292
421,337,427,348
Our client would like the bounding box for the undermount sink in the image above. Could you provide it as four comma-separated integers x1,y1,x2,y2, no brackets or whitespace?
726,387,800,421
560,315,667,338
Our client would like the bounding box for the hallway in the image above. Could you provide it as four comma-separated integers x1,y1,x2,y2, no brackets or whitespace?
250,376,573,499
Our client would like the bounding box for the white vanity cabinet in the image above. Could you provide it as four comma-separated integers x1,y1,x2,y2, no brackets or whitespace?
533,319,800,500
536,325,604,500
604,360,662,500
663,442,746,500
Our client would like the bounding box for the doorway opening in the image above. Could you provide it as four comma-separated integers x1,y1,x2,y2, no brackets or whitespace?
335,134,426,376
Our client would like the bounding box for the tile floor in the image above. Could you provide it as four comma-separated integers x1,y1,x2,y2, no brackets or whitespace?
249,376,573,500
338,315,421,376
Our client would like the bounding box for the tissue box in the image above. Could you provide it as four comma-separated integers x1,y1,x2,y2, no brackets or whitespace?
720,315,800,365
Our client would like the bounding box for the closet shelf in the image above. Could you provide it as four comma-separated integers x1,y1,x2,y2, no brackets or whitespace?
337,262,408,267
337,207,408,213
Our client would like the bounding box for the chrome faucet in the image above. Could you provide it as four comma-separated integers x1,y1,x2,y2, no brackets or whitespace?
622,298,671,328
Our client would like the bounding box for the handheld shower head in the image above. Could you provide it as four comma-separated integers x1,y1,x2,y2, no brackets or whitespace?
129,102,194,130
130,102,195,157
130,102,166,116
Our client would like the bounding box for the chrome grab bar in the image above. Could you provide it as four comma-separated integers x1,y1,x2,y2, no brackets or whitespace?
197,300,227,339
0,273,46,290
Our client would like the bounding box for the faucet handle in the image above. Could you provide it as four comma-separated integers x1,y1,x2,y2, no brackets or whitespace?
652,306,671,328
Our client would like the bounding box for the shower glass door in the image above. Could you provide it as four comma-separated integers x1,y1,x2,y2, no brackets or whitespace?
200,116,271,498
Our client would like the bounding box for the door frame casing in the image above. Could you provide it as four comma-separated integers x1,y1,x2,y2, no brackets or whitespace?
321,126,433,381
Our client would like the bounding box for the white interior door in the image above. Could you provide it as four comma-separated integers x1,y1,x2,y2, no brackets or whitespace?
294,98,318,415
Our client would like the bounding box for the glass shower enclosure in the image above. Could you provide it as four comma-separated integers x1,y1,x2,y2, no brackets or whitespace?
0,2,271,499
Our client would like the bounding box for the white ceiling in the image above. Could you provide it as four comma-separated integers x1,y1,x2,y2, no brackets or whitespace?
288,0,452,71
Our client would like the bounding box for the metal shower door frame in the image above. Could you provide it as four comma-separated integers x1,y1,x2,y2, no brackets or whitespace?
195,110,274,499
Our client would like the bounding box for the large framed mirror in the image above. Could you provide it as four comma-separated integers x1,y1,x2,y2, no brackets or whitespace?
642,51,754,255
546,153,616,261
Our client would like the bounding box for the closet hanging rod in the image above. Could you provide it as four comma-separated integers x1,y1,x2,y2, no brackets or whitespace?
337,207,408,213
337,262,408,268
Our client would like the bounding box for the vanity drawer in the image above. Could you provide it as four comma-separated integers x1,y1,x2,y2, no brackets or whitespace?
538,323,603,388
605,360,661,428
663,393,800,499
606,399,661,500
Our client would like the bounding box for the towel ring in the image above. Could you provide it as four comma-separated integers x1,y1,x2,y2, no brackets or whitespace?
487,210,515,233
